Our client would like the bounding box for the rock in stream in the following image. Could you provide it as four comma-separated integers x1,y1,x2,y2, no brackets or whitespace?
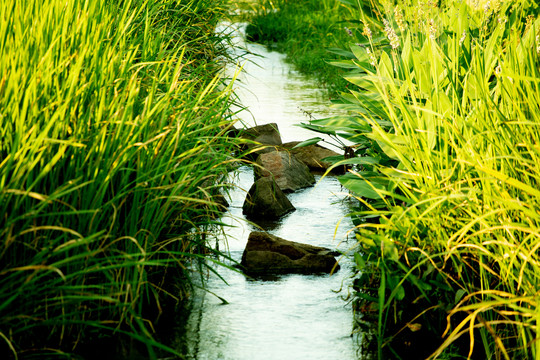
241,231,340,275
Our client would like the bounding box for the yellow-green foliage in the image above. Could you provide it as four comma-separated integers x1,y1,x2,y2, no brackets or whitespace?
0,0,237,358
301,0,540,358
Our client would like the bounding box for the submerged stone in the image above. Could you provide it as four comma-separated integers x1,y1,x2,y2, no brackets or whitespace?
241,231,340,275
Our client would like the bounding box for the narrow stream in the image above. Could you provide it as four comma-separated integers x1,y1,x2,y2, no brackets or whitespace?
171,22,359,360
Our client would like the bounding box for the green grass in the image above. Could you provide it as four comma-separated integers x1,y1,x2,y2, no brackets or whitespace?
0,0,240,358
328,0,540,358
276,0,540,358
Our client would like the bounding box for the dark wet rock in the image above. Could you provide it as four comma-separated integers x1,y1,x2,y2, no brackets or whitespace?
242,177,295,220
242,123,282,145
237,123,282,158
241,231,340,275
281,141,344,174
254,151,315,192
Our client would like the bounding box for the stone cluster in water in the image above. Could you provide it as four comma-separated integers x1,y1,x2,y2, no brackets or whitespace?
233,123,343,275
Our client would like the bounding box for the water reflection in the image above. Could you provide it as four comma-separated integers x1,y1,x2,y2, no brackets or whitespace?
219,21,343,145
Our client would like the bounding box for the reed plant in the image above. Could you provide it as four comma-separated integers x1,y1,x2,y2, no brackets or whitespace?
0,0,239,358
293,0,540,358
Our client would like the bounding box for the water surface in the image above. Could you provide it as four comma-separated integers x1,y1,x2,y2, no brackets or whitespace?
222,22,345,146
172,22,358,360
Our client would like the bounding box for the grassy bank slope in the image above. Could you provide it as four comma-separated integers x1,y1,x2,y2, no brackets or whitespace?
0,0,238,358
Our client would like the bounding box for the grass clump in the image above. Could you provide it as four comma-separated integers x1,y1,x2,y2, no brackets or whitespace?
0,0,239,358
292,0,540,358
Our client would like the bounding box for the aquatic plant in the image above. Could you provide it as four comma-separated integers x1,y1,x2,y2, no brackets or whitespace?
0,0,239,358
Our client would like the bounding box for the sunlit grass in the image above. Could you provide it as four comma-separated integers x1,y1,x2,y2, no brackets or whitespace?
291,0,540,358
0,0,239,358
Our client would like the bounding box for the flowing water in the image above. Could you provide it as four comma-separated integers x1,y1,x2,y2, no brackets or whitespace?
170,22,359,360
